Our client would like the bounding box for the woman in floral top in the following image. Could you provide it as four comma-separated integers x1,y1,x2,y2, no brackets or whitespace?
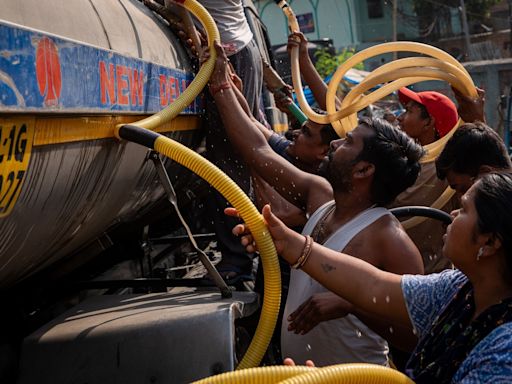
231,172,512,383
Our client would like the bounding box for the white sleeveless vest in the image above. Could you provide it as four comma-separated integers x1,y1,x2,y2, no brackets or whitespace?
281,201,390,366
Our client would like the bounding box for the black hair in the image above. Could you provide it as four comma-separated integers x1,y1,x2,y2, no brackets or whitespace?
473,172,512,280
311,107,338,145
357,117,425,206
436,122,511,180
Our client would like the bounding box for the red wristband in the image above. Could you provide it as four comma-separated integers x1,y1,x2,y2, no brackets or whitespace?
209,82,232,96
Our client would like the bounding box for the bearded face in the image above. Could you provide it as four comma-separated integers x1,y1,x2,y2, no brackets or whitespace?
318,124,373,194
319,149,357,193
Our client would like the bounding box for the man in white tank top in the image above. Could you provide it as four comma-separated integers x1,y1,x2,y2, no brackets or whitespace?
281,203,392,365
208,44,425,366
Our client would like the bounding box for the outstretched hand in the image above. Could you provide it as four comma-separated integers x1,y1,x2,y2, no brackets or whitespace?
225,206,258,253
287,292,353,335
225,204,294,255
273,90,294,115
452,86,485,123
287,32,308,57
200,41,231,87
283,357,316,367
201,42,245,94
177,29,206,58
143,0,206,58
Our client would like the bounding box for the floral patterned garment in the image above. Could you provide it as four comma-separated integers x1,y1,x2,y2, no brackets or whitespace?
402,270,512,383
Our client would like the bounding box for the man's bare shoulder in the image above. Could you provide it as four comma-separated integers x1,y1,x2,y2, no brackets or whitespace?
344,214,402,254
344,214,423,274
352,214,407,243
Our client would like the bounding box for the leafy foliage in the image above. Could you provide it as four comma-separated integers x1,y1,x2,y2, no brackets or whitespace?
313,48,364,79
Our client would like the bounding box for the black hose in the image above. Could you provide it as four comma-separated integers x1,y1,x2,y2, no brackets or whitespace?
390,206,452,225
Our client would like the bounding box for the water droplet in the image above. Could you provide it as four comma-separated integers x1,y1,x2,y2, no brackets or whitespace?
389,326,394,334
306,344,312,351
385,295,390,303
372,296,377,304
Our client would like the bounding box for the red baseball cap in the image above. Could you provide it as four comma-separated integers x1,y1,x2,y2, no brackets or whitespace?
398,88,458,138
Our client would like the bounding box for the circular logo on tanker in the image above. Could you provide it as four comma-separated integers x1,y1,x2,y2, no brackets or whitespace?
35,37,62,106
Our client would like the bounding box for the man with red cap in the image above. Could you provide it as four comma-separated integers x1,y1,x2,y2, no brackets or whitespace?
393,87,459,274
397,88,459,144
398,88,459,145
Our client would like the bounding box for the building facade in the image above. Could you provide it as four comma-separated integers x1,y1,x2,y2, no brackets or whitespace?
254,1,418,48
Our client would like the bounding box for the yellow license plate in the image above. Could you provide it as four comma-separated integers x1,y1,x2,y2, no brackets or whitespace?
0,118,34,217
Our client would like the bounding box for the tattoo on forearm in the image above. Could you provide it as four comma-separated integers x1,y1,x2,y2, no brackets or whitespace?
321,263,336,273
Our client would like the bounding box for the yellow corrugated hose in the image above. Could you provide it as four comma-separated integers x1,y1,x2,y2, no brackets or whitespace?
290,41,477,158
127,0,218,129
282,2,478,230
192,363,414,384
192,366,313,384
152,135,281,370
115,0,281,371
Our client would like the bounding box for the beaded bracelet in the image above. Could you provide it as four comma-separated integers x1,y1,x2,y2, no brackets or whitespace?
209,81,232,96
291,235,313,270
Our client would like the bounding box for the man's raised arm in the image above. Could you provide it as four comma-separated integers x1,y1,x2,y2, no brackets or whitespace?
287,32,341,111
206,42,331,212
